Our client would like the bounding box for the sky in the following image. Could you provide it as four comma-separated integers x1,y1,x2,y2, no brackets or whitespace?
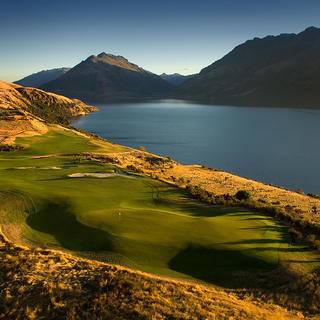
1,0,320,82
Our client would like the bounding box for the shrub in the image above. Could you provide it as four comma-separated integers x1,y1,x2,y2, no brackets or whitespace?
0,144,24,152
138,146,146,152
312,206,318,215
307,192,320,200
307,234,317,249
235,190,251,200
296,188,304,195
288,228,303,243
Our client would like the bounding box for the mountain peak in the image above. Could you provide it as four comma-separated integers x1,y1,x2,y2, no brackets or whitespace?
86,53,142,72
41,53,173,102
299,26,320,38
97,52,125,60
303,26,319,33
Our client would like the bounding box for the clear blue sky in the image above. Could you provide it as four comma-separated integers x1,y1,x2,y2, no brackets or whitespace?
1,0,320,82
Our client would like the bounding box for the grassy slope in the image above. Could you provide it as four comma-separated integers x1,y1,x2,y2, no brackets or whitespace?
0,127,318,289
0,234,303,320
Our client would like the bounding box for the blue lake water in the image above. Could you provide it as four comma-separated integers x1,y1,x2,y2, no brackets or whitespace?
73,100,320,194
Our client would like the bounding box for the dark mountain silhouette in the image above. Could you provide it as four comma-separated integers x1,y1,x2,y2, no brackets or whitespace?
160,73,195,86
14,68,70,88
41,53,173,102
174,26,320,108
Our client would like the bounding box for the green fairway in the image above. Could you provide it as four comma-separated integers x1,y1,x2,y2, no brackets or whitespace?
8,127,129,157
0,128,318,287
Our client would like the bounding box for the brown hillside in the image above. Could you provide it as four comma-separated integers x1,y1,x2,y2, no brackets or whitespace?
0,81,97,143
0,228,306,320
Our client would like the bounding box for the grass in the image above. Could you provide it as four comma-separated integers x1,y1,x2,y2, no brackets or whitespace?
7,126,129,156
0,127,318,288
0,237,302,320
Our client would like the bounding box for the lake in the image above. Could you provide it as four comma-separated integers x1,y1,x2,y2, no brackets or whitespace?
73,100,320,194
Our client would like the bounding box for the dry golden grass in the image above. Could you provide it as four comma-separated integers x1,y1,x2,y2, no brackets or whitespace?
0,229,309,320
0,81,97,144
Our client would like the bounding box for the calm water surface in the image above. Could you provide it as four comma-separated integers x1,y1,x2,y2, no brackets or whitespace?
74,100,320,194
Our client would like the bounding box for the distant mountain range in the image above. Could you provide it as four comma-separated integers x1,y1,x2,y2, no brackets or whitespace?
160,73,195,86
40,53,173,102
12,27,320,108
173,26,320,108
14,68,70,88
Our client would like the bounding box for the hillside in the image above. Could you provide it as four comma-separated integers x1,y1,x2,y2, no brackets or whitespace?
160,73,195,86
1,126,320,319
41,53,173,102
1,84,320,318
0,228,306,320
14,68,71,88
0,81,97,143
174,26,320,108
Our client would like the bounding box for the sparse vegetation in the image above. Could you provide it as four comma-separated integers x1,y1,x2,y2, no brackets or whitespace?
138,145,146,152
0,144,24,152
0,231,304,320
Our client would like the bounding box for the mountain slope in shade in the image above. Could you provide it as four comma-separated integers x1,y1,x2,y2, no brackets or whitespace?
160,73,196,86
14,68,71,88
174,26,320,108
41,53,173,102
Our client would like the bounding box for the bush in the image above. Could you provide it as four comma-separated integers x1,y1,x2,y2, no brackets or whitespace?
138,146,146,152
307,234,317,249
0,144,24,152
312,206,318,215
288,228,303,243
235,190,251,200
296,188,304,195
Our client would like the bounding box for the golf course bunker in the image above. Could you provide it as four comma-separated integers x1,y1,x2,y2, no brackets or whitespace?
10,166,77,170
68,171,140,178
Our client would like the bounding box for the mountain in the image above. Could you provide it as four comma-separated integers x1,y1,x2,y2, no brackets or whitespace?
160,73,195,86
14,68,71,88
0,81,97,140
41,53,173,102
174,26,320,108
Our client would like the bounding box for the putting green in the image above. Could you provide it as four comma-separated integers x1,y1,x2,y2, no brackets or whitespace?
0,127,318,287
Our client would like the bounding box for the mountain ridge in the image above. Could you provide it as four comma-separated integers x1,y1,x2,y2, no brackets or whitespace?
41,53,173,102
160,73,196,86
15,68,71,88
173,26,320,108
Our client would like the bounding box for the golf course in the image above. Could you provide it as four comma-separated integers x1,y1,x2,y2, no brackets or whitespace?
0,127,318,288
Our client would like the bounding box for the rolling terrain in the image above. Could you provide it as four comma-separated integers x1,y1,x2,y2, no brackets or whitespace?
174,26,320,108
2,128,315,286
41,53,173,102
1,82,320,318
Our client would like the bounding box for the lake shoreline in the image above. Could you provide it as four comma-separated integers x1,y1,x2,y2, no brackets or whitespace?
73,100,320,194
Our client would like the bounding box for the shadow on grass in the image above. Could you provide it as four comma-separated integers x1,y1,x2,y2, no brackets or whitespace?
240,225,286,232
26,199,112,251
168,243,275,288
142,182,246,218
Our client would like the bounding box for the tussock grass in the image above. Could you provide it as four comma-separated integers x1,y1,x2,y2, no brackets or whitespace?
0,230,306,320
